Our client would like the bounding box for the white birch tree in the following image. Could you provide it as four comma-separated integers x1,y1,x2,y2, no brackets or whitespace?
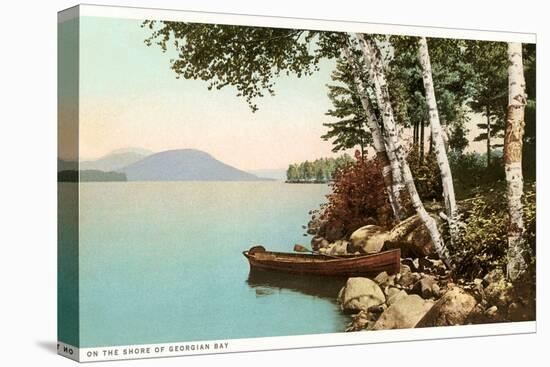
341,41,406,220
357,33,453,268
505,42,528,281
417,37,460,245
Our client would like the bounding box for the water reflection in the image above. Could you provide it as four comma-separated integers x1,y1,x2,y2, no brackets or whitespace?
246,270,347,301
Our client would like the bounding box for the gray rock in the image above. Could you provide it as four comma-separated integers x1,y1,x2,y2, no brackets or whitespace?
412,275,438,299
416,287,477,327
373,295,434,330
338,277,386,313
383,214,444,257
397,270,421,290
386,289,408,306
349,225,389,254
385,286,401,298
374,271,395,288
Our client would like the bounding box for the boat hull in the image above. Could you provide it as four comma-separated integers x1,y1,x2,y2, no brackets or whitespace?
243,248,401,277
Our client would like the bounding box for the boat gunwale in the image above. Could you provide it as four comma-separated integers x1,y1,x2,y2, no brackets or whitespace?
243,248,401,264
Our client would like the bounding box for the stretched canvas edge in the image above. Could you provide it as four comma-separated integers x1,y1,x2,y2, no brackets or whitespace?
58,3,536,43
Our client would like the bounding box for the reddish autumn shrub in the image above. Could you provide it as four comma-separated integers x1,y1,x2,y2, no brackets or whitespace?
319,154,394,238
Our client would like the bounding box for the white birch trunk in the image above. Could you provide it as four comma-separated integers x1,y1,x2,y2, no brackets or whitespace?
357,33,453,268
417,37,459,245
505,42,527,281
341,42,405,220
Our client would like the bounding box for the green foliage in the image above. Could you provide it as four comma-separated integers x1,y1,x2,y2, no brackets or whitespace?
451,182,536,279
143,21,345,112
407,150,443,201
463,41,508,162
388,36,474,143
448,151,505,199
286,155,354,183
320,155,394,236
447,113,470,154
322,57,373,155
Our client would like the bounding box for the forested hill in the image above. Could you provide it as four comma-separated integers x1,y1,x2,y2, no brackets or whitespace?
286,154,354,183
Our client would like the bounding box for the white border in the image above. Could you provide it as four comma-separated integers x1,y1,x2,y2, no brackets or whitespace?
59,3,536,43
59,321,535,362
57,3,537,363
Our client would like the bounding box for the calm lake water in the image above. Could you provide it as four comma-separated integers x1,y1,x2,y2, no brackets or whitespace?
61,182,351,347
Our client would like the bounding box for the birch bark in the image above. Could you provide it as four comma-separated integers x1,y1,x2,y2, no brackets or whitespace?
417,37,459,245
505,42,527,281
341,42,405,220
357,34,453,268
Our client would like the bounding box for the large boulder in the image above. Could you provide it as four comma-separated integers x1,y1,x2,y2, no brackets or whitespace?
372,295,434,330
416,287,477,327
349,225,389,254
338,277,386,313
383,214,441,257
386,288,408,306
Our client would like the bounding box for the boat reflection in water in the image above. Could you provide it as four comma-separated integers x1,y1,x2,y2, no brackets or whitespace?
246,269,347,301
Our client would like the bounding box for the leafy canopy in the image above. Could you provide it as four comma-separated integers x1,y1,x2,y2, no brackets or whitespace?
143,21,344,111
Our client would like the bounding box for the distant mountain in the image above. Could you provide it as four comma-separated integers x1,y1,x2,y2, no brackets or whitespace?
80,149,152,172
108,147,154,156
118,149,273,181
247,169,287,181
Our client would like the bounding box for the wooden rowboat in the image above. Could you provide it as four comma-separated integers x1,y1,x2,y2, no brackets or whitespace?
243,247,401,277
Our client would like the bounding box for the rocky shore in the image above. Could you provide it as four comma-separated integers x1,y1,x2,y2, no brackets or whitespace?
306,211,535,331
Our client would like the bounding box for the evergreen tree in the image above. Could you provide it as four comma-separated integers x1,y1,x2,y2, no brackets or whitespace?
464,41,508,166
322,58,373,157
285,155,353,183
388,36,474,158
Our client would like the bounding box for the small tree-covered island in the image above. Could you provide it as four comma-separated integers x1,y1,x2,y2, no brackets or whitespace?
143,23,535,330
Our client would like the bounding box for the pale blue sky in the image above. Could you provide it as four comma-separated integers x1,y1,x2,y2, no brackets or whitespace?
76,16,341,170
